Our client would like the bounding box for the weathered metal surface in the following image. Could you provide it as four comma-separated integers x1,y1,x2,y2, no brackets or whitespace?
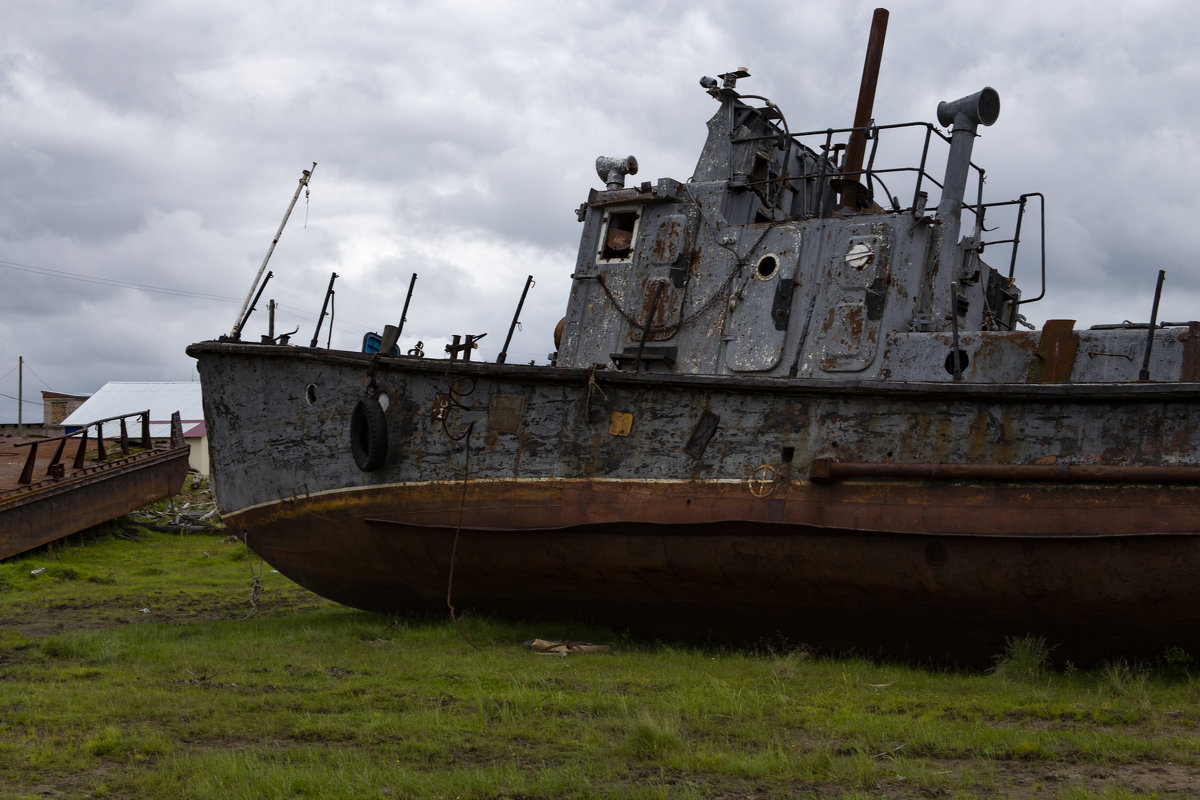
726,226,802,372
0,436,189,560
190,344,1200,511
189,38,1200,661
1027,319,1078,382
1183,321,1200,381
222,480,1200,663
810,458,1200,485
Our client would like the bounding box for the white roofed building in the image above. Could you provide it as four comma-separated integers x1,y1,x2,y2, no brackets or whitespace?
61,382,209,475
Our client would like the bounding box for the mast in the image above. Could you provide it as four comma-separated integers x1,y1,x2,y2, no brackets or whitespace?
229,163,316,339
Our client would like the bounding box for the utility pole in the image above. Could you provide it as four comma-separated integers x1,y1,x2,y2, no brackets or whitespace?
17,356,22,434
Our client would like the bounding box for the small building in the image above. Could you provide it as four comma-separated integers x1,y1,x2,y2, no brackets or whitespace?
42,391,90,428
61,382,209,475
0,391,89,437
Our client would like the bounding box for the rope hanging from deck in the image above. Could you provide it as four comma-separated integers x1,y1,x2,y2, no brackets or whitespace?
446,421,479,650
243,531,263,618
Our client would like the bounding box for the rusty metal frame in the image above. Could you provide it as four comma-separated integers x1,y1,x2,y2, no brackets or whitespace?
14,409,154,485
781,121,972,216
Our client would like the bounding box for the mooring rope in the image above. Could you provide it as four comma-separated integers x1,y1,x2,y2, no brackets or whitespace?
584,364,609,419
244,531,263,618
446,420,479,650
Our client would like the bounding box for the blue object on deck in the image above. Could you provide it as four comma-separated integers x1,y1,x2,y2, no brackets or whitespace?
362,332,400,356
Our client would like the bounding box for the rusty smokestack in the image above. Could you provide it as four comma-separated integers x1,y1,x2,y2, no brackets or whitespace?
840,8,889,208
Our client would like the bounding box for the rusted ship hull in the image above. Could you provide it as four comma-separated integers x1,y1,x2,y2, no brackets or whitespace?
230,482,1200,661
191,342,1200,661
0,445,190,560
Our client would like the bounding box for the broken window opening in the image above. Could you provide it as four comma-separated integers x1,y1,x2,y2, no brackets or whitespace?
599,210,640,261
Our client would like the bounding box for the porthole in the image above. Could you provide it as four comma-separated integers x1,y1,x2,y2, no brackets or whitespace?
845,242,874,270
305,384,318,405
944,350,970,376
755,254,780,281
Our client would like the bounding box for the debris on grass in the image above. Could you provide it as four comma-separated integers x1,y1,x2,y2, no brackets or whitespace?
524,638,611,656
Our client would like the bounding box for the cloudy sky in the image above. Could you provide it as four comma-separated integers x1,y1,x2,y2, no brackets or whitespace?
2,0,1198,422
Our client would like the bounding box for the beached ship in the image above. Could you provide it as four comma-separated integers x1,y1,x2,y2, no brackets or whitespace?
189,14,1200,662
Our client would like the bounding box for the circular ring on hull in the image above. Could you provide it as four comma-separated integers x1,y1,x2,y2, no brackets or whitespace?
350,396,388,471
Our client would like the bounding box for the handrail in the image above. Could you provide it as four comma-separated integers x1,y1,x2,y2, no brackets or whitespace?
741,116,1043,302
786,121,980,219
13,409,183,485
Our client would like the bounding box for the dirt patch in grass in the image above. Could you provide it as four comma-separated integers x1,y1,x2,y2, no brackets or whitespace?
610,758,1200,799
2,588,327,639
3,540,325,639
0,480,332,641
912,757,1200,798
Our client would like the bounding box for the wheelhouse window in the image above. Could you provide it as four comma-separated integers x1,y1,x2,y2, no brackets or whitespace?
598,209,640,262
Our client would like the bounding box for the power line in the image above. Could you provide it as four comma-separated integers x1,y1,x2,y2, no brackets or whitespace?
0,255,462,346
0,256,377,333
22,361,53,390
0,390,45,407
0,257,241,303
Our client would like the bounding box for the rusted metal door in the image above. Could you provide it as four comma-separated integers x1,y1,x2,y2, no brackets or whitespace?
726,225,803,372
815,226,892,372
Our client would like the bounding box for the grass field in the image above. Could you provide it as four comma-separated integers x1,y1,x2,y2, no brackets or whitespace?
1,501,1199,799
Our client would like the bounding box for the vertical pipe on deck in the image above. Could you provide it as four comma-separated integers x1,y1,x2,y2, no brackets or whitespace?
840,8,889,206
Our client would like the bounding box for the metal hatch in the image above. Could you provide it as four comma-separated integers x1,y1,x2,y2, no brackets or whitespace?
814,227,892,372
725,225,802,372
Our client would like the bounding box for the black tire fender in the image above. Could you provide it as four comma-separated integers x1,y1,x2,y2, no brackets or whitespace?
350,395,388,472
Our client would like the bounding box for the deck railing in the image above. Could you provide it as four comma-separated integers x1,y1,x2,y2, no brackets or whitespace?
735,117,1046,313
13,410,183,485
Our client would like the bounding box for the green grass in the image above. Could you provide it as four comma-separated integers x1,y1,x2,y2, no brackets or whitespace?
1,518,1199,799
